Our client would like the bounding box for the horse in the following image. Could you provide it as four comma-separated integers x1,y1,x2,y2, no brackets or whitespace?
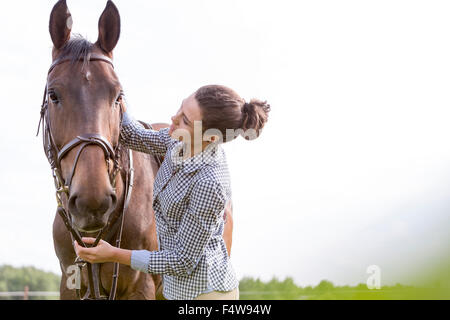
40,0,234,300
39,0,165,299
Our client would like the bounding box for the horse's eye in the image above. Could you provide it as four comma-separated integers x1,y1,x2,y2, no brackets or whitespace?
49,91,59,103
115,92,124,107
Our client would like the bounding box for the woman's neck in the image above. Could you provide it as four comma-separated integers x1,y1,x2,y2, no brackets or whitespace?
183,141,215,160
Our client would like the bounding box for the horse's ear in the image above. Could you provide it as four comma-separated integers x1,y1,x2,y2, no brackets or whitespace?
49,0,72,49
96,0,121,54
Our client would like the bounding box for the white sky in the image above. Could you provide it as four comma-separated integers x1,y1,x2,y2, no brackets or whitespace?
0,0,449,287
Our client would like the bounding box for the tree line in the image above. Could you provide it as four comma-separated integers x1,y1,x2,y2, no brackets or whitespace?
0,265,60,300
1,264,446,300
239,276,445,299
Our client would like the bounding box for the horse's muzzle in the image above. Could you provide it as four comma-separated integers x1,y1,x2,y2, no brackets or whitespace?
68,189,117,232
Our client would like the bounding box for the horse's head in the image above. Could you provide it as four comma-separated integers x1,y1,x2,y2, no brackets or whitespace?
47,0,123,233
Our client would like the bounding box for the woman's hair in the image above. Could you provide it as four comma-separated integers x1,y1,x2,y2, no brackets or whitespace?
195,85,271,143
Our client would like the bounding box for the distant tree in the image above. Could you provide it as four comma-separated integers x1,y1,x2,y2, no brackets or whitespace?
315,280,334,293
303,285,313,295
281,277,298,292
239,276,265,292
355,283,367,290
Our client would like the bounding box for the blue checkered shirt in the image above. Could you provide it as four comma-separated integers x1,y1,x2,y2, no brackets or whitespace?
119,112,238,300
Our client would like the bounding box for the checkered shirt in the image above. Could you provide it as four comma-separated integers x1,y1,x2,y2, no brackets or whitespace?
119,112,238,300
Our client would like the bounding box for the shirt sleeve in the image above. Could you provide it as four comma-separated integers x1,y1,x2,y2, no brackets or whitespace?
130,180,226,276
119,111,173,156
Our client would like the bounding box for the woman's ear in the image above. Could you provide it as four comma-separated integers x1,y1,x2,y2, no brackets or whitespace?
203,128,223,144
210,135,221,143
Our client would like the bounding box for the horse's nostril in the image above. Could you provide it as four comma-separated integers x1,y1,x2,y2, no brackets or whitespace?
68,194,78,215
110,192,117,209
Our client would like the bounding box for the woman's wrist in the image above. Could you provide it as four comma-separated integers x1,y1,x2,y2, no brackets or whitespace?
122,111,134,126
112,247,132,266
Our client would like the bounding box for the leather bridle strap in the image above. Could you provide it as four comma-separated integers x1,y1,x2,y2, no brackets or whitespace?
58,134,115,163
48,54,114,76
57,134,117,190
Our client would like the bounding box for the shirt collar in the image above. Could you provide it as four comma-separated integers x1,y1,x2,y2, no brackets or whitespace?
170,141,221,173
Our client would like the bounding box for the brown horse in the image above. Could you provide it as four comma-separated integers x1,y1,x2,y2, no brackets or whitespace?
44,0,233,300
45,0,163,299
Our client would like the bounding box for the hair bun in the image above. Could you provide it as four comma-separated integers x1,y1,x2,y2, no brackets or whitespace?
241,102,255,115
240,99,271,140
242,102,252,114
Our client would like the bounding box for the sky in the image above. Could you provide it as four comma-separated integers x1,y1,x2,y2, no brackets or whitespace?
0,0,449,288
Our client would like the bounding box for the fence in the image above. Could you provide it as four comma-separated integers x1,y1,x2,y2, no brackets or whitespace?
0,286,59,300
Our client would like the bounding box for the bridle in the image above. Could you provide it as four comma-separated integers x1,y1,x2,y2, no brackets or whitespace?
37,53,134,300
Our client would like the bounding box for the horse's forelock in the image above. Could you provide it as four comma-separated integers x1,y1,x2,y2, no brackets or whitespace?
58,34,94,67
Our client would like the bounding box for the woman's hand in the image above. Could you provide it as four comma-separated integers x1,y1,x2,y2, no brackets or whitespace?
74,237,116,264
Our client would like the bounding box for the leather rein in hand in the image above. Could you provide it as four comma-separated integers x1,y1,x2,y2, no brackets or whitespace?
36,54,135,300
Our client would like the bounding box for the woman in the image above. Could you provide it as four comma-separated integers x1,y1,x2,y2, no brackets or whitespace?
74,84,270,300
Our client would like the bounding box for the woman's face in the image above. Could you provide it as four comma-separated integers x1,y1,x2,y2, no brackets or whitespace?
169,93,203,141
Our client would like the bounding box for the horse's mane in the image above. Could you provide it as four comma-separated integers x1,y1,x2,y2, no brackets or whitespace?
58,34,94,67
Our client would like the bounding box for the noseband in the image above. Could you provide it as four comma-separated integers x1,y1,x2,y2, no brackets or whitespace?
37,54,134,300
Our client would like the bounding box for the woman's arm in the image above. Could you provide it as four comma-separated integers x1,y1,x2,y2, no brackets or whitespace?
120,112,174,156
150,123,170,131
